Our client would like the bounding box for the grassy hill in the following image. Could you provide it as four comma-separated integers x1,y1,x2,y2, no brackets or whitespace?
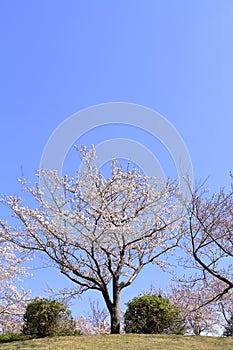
0,334,232,350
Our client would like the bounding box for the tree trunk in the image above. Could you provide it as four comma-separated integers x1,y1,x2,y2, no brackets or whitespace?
110,304,121,334
110,278,121,334
101,278,121,334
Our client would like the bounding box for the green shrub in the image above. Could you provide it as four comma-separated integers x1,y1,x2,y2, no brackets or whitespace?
0,333,34,343
124,294,186,334
22,297,76,337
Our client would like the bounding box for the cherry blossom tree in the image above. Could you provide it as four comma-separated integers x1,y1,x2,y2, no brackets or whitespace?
169,278,233,336
179,177,233,304
0,231,31,333
167,177,233,334
211,285,233,331
168,282,220,335
0,145,182,334
75,299,111,335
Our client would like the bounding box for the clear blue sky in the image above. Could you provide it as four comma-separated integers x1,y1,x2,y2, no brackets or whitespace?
1,0,233,316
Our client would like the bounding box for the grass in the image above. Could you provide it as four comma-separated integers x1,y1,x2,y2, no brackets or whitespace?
0,334,232,350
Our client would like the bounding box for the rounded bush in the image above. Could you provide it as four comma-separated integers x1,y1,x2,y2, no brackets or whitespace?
124,294,186,334
22,297,76,337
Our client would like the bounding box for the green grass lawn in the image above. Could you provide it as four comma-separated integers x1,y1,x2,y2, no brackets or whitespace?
0,334,232,350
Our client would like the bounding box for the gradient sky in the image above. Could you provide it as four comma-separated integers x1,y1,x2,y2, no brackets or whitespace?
1,1,233,317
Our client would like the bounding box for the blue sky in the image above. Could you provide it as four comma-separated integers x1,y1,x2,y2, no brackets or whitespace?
1,0,233,317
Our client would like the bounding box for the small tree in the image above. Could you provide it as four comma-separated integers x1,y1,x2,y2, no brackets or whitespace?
168,283,220,335
0,231,30,334
22,298,76,337
223,314,233,337
124,294,186,334
75,299,111,335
